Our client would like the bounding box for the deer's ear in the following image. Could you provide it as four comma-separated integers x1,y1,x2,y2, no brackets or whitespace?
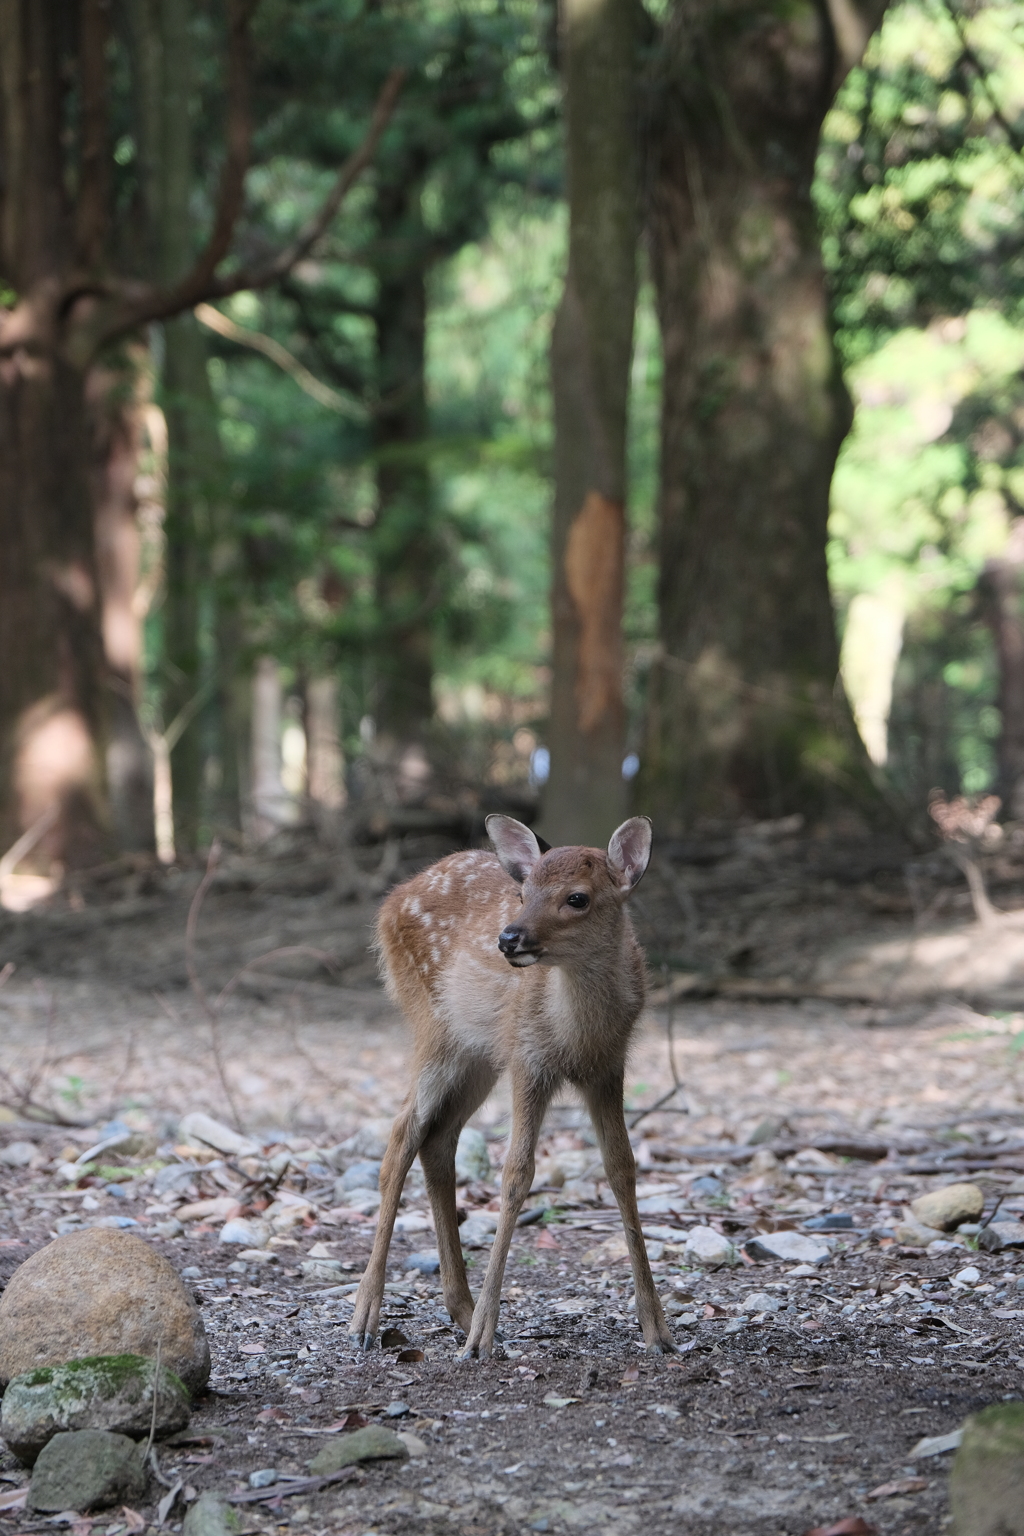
607,817,653,893
486,815,543,885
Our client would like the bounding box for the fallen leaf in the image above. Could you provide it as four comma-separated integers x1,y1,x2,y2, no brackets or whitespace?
256,1407,289,1424
122,1510,146,1534
542,1394,580,1408
535,1228,561,1250
0,1488,27,1512
907,1429,963,1459
799,1433,851,1444
331,1411,370,1431
396,1348,425,1363
381,1327,410,1348
703,1303,727,1319
620,1365,640,1384
516,1367,539,1380
238,1342,265,1354
157,1478,184,1525
866,1477,927,1500
803,1521,878,1536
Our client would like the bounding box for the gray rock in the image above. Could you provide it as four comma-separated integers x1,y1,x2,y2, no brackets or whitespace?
1,1354,189,1465
300,1259,344,1282
459,1212,498,1249
455,1128,491,1183
911,1182,985,1233
0,1141,36,1167
308,1425,410,1473
682,1226,737,1266
384,1401,410,1417
248,1468,277,1488
182,1491,243,1536
743,1231,829,1265
338,1160,381,1192
332,1184,381,1214
218,1218,269,1247
690,1176,723,1197
338,1121,392,1161
178,1113,260,1158
978,1219,1024,1252
742,1290,781,1314
404,1250,441,1275
894,1214,947,1248
0,1229,210,1395
950,1403,1024,1535
153,1164,198,1198
27,1429,147,1512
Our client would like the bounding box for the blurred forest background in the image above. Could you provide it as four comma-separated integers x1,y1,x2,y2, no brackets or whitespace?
4,0,1024,902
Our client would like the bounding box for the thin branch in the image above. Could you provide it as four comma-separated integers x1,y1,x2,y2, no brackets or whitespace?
92,67,404,353
185,841,244,1131
208,68,406,298
195,302,364,418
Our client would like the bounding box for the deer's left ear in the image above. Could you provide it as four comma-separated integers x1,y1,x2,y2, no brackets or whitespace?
607,817,653,893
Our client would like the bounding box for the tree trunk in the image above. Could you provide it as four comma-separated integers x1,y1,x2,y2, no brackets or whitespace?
306,675,347,836
979,520,1024,819
544,0,638,848
251,656,284,844
370,184,439,750
0,2,111,872
642,0,887,829
87,354,156,852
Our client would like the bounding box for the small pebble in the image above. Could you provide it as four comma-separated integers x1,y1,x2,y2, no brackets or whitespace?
249,1468,277,1488
955,1266,981,1286
385,1401,410,1418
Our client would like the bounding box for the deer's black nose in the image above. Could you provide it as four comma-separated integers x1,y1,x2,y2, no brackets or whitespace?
498,925,523,955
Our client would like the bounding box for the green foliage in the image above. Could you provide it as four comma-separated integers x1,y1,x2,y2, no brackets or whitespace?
817,0,1024,803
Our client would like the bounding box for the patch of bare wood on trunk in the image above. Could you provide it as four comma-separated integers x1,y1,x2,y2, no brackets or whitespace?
564,492,625,736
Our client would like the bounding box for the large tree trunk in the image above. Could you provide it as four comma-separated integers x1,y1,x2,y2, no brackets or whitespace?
0,2,111,872
88,354,156,852
544,0,638,847
370,182,439,753
642,0,887,829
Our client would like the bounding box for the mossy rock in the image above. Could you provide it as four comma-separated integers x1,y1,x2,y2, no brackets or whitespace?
308,1425,410,1473
1,1353,189,1465
27,1429,148,1512
949,1401,1024,1536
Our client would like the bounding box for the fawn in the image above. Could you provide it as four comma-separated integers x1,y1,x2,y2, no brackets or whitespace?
348,813,676,1360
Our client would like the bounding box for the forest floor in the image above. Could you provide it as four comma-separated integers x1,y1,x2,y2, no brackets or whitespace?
2,817,1024,1536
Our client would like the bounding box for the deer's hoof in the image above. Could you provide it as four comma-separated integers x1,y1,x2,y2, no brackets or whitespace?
349,1329,377,1352
646,1336,678,1355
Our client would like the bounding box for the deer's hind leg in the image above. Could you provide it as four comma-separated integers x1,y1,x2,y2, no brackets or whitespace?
418,1056,497,1336
349,1093,425,1350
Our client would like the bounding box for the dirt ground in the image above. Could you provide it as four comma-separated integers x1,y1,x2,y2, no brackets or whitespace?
2,822,1024,1536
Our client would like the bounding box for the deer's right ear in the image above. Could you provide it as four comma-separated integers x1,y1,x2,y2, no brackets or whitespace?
486,815,542,884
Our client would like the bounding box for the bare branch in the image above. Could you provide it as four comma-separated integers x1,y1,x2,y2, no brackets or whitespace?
195,301,364,418
89,66,404,355
208,68,406,298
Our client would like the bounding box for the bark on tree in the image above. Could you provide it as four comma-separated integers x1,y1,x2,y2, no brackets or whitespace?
370,181,440,750
544,0,639,848
306,674,347,836
87,354,156,852
642,0,888,829
0,1,111,868
979,519,1024,819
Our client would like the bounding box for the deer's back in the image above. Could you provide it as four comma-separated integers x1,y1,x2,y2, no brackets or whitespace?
376,848,518,1021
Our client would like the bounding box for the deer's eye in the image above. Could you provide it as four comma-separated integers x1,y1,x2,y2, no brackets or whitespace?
566,892,589,910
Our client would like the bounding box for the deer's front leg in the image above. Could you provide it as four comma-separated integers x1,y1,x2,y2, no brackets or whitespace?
349,1101,421,1350
584,1074,676,1354
461,1068,550,1361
